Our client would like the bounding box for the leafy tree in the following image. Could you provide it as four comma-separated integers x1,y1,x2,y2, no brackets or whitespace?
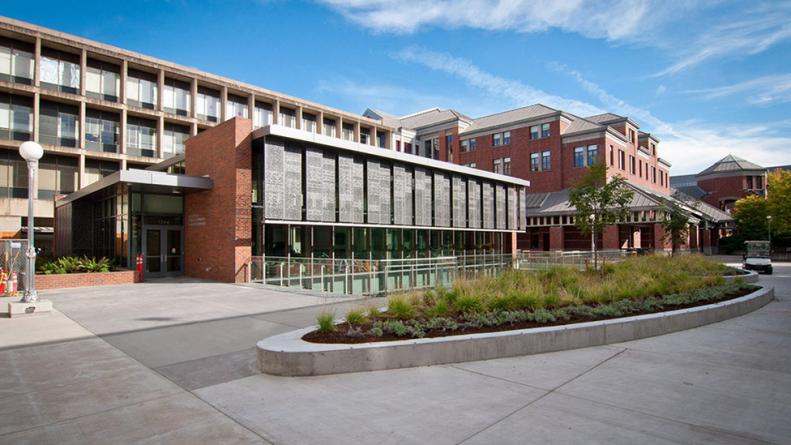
661,205,690,256
569,162,634,269
767,170,791,239
732,195,769,242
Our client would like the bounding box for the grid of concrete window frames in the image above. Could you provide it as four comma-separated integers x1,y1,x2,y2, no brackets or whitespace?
250,135,527,294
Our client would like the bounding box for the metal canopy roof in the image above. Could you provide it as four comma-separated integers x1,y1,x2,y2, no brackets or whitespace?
55,169,213,207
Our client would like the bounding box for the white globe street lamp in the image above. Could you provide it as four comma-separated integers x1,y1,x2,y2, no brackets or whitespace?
19,141,43,303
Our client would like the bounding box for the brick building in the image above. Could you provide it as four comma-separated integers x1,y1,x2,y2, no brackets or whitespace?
365,106,732,253
671,155,768,212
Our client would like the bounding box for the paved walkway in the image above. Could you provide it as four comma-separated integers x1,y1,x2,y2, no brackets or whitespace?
1,265,789,444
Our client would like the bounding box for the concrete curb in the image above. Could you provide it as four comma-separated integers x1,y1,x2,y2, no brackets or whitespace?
724,269,758,284
257,284,773,376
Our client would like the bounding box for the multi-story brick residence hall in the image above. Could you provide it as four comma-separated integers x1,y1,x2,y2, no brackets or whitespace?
363,106,732,253
671,155,769,212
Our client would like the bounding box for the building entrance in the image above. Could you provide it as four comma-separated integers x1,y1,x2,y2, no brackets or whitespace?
143,225,183,277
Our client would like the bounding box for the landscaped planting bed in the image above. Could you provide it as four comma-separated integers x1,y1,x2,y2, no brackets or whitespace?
304,255,757,344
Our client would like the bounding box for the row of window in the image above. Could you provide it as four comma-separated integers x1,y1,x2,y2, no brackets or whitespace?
0,92,189,157
1,37,383,140
0,149,125,199
609,145,667,188
460,122,552,153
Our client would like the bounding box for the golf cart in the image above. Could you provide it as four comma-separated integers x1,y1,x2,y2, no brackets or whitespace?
743,240,773,275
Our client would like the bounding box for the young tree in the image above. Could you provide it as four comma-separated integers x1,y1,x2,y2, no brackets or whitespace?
733,195,770,242
661,205,690,256
569,162,634,269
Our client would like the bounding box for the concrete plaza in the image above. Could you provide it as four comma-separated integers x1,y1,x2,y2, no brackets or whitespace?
1,263,789,444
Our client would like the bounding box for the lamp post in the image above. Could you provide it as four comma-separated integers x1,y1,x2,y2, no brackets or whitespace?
767,215,772,247
589,213,596,268
19,141,43,303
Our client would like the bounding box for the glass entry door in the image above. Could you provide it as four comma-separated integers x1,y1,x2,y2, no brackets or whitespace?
143,226,183,277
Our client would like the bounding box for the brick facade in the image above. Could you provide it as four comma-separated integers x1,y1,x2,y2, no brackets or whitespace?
184,118,252,283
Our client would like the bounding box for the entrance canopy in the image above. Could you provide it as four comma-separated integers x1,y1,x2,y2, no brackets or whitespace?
54,169,213,269
55,169,212,207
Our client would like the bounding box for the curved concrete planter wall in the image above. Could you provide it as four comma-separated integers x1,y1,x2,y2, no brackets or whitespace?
724,269,758,284
258,282,772,377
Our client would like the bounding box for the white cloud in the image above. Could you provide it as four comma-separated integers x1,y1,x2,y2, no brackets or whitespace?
315,78,501,117
653,5,791,77
318,0,665,41
685,73,791,106
395,47,603,116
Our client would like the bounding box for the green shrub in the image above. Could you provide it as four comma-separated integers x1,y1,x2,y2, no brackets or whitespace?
384,320,409,336
316,311,336,333
345,308,367,327
455,294,485,314
37,256,112,274
388,296,416,320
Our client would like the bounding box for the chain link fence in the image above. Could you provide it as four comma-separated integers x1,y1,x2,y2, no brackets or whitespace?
0,239,28,295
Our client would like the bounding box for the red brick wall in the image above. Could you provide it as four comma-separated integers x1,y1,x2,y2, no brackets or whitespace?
184,118,253,283
698,175,748,209
36,270,136,290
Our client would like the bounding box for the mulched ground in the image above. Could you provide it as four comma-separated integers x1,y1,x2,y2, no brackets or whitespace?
303,285,758,344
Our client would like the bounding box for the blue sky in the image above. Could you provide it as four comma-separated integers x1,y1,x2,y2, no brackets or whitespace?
2,0,790,174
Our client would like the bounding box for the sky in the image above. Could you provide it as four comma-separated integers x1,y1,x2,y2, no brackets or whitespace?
2,0,790,174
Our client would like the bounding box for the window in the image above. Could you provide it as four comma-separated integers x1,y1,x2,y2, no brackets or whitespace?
0,37,34,85
530,152,540,171
461,139,470,152
0,93,32,141
619,150,626,170
40,48,80,94
360,128,370,145
746,176,754,190
542,151,551,171
629,155,635,174
756,175,764,189
85,60,120,102
342,123,354,141
162,78,191,116
629,128,636,143
301,112,316,132
126,116,157,157
39,101,79,147
162,123,189,157
404,142,412,154
37,154,78,198
226,94,248,121
659,170,665,186
503,131,511,144
650,142,656,155
431,137,439,159
254,102,273,129
279,107,296,128
609,145,614,166
196,87,220,122
493,133,501,146
530,125,539,139
574,146,585,168
378,132,387,148
493,158,503,174
84,159,119,187
503,157,511,175
465,162,476,168
322,118,336,137
541,123,551,138
652,166,657,183
586,145,598,165
126,69,157,109
84,109,119,153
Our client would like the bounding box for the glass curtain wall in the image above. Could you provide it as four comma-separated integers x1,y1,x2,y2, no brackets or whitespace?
162,123,189,157
126,116,157,157
126,69,158,109
196,87,220,122
0,93,32,141
86,60,120,102
39,100,79,147
162,78,191,116
40,48,80,94
85,109,120,153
